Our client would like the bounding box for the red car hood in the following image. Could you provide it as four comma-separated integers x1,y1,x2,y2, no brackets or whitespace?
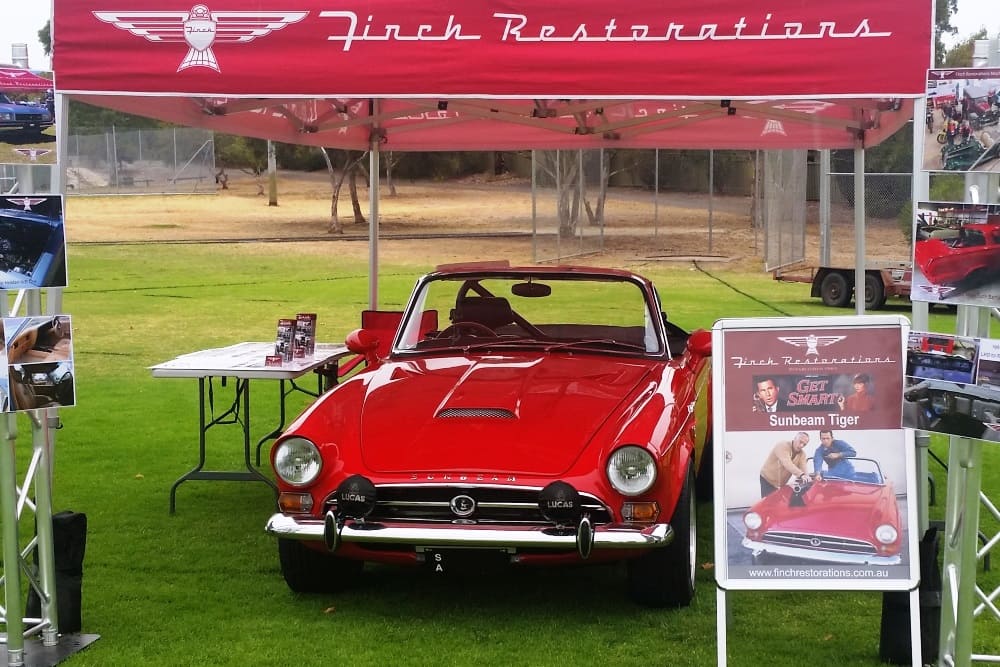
357,354,658,475
757,482,896,538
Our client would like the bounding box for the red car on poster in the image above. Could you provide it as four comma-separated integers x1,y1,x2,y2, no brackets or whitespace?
914,223,1000,288
265,262,713,607
741,458,902,565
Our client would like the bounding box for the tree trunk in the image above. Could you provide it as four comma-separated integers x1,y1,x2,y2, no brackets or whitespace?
385,151,398,196
319,147,344,234
348,161,365,224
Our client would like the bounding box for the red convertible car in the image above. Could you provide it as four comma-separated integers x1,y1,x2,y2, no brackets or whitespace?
742,458,902,565
266,262,713,607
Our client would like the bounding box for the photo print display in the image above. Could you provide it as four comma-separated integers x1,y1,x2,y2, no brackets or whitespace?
904,331,1000,443
924,68,1000,173
713,316,917,591
0,194,67,289
1,315,74,412
911,201,1000,308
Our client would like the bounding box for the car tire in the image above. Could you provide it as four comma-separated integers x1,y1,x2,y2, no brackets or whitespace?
819,273,851,307
864,274,887,310
694,437,713,502
625,463,695,608
277,538,363,593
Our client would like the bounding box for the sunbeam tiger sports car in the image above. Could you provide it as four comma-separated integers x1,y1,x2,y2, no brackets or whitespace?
265,262,713,607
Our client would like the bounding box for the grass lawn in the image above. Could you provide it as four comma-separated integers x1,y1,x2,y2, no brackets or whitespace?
11,237,999,666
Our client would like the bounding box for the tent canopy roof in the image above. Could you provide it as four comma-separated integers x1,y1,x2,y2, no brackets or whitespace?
0,66,53,92
54,0,932,150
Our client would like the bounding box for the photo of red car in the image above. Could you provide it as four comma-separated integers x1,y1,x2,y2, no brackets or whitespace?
741,457,903,565
265,262,713,607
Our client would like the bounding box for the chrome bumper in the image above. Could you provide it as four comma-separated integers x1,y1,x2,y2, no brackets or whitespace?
266,513,673,551
742,537,902,566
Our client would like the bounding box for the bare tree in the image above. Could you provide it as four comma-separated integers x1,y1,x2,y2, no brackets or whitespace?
535,150,634,236
319,147,368,233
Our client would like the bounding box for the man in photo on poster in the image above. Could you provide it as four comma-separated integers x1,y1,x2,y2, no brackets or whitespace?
758,432,810,498
814,429,856,480
752,375,787,414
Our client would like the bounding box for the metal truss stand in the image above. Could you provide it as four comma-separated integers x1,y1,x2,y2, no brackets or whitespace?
937,305,1000,666
0,287,98,665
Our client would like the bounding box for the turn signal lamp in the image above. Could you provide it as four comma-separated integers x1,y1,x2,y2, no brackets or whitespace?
278,492,313,513
621,502,659,523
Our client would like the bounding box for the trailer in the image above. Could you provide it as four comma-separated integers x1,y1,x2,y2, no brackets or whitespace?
773,261,912,310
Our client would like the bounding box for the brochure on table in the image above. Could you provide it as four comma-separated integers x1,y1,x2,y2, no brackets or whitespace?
712,315,918,591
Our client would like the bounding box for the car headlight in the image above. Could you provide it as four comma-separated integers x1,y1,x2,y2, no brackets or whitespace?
875,524,898,545
0,112,12,121
744,512,762,530
606,446,657,496
273,436,322,486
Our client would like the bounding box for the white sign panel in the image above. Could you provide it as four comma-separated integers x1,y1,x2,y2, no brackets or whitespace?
712,315,917,591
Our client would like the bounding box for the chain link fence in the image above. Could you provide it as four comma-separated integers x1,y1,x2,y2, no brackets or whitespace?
528,149,755,263
64,127,216,195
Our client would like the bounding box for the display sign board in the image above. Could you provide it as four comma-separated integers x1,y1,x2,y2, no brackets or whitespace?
712,315,917,591
924,68,1000,173
0,194,67,289
910,200,1000,308
904,331,1000,443
0,315,75,412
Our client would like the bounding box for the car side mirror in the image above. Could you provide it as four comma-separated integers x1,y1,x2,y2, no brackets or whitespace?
346,328,380,366
687,329,712,357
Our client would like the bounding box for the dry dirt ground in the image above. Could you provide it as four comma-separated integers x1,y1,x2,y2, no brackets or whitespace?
65,169,914,271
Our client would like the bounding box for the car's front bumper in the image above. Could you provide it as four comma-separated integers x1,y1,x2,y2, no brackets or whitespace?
743,537,902,566
266,513,673,552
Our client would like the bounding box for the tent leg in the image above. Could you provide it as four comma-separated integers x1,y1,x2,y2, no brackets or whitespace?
853,144,865,315
368,106,380,310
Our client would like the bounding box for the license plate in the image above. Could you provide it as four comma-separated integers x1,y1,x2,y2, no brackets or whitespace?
419,548,510,573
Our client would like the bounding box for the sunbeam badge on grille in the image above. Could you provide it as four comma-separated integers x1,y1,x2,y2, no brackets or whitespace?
449,494,476,518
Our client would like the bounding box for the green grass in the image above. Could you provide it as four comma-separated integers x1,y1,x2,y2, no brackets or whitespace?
10,241,998,665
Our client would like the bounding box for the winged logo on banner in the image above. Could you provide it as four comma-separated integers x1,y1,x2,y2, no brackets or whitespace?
93,5,308,72
6,198,47,212
776,334,847,356
13,148,52,162
916,284,957,300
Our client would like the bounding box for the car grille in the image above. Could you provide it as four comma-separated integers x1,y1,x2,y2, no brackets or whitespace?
15,113,45,122
323,484,613,525
762,531,877,555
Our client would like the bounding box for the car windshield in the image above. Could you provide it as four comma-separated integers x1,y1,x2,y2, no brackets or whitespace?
822,457,884,485
394,273,664,355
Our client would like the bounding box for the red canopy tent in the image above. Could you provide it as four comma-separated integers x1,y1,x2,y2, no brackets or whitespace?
52,0,933,300
0,66,53,92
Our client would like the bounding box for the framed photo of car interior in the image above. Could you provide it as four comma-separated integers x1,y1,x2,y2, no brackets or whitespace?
0,194,67,289
925,67,1000,174
712,315,918,591
911,201,1000,309
904,330,1000,443
1,314,75,412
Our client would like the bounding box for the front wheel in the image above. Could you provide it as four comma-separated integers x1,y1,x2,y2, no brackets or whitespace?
626,464,695,608
278,538,363,594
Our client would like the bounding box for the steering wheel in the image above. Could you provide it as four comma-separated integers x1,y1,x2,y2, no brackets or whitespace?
437,321,498,339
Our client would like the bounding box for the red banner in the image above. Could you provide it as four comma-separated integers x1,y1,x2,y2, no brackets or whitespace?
54,0,932,98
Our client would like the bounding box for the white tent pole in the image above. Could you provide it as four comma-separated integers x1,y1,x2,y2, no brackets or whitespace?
853,143,865,315
368,100,380,310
